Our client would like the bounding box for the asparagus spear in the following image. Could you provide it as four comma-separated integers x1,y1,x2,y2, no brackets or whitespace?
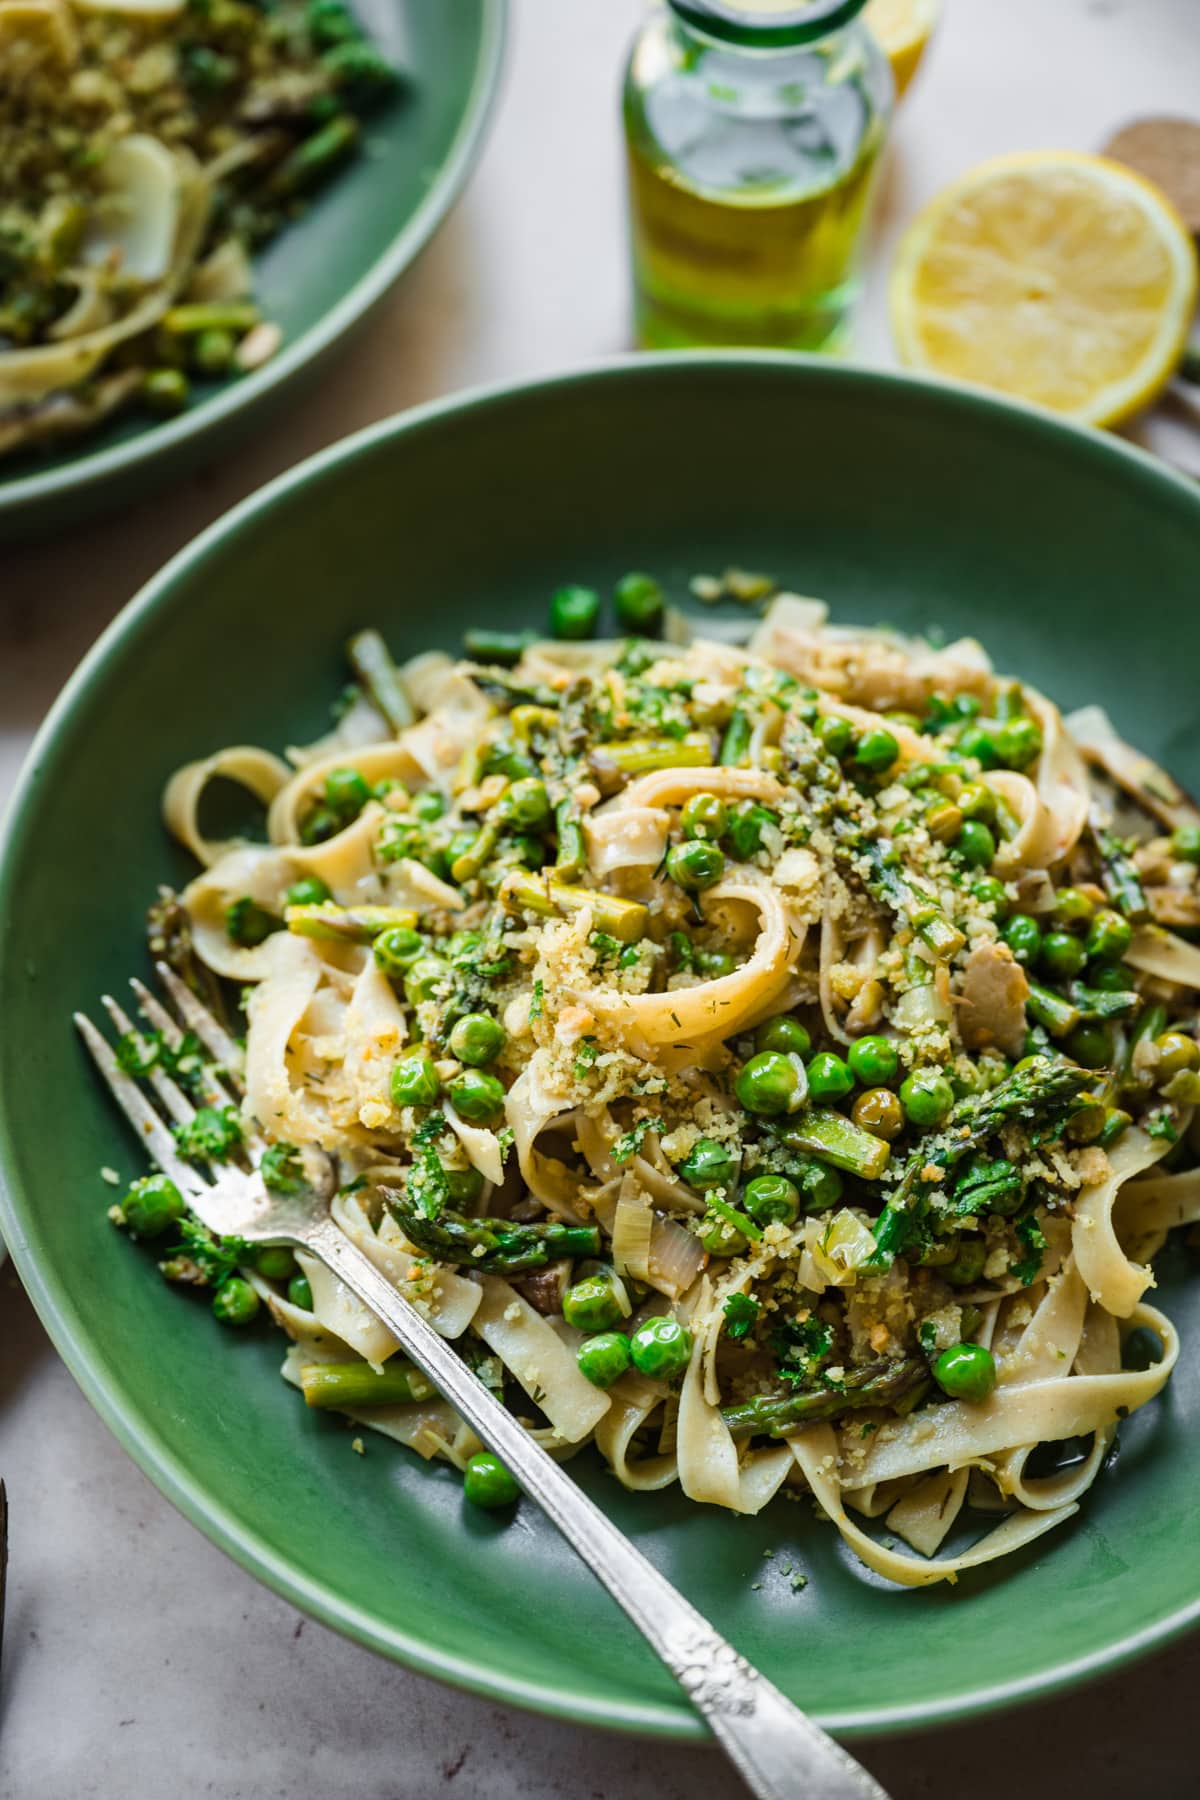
589,733,713,778
1025,979,1080,1038
161,302,261,337
383,1189,601,1274
286,903,419,944
346,629,414,733
499,871,648,943
719,707,753,767
1092,824,1150,923
776,1109,892,1181
300,1360,436,1410
722,1356,926,1440
554,797,587,882
845,834,965,959
268,114,360,198
871,1060,1094,1262
463,663,559,709
462,631,537,669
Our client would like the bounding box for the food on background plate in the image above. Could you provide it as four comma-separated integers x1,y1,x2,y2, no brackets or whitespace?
891,151,1199,427
0,0,400,458
101,585,1200,1587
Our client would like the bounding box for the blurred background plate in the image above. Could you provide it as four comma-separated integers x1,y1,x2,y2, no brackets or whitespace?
0,0,507,544
3,355,1200,1740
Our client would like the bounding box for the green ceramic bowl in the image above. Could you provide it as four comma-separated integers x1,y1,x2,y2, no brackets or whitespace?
3,356,1200,1741
0,0,506,543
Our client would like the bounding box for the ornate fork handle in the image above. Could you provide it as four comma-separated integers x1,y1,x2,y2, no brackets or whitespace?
307,1219,889,1800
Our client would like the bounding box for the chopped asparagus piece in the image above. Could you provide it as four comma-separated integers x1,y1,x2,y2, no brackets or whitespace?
300,1360,436,1410
383,1189,600,1273
778,1109,891,1181
286,903,419,943
500,872,648,944
722,1356,926,1439
346,629,414,733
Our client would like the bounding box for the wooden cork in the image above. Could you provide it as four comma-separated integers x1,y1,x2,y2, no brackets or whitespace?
1103,117,1200,235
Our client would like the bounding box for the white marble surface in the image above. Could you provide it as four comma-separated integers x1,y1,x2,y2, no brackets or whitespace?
3,1,1200,1794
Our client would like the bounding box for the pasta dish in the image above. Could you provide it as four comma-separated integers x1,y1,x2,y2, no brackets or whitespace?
106,584,1200,1584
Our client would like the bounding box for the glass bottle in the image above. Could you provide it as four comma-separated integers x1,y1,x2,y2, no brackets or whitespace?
623,0,893,353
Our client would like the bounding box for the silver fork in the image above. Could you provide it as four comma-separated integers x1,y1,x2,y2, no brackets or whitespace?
77,964,891,1800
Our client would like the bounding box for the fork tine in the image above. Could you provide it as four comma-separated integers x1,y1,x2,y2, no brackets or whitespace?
101,994,195,1128
154,963,245,1087
130,978,251,1121
74,1012,203,1198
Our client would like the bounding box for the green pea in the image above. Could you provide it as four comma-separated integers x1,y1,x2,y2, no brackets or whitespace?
449,1013,506,1067
142,366,190,416
372,926,425,977
1155,1031,1200,1080
549,584,600,640
212,1277,260,1327
391,1050,442,1108
285,875,332,908
504,777,551,830
854,727,900,773
1002,914,1043,967
122,1173,185,1239
900,1069,954,1127
628,1315,693,1381
681,793,728,840
324,766,372,818
755,1015,812,1058
193,327,235,376
970,875,1009,920
679,1137,738,1191
448,1068,506,1125
806,1051,853,1104
463,1450,520,1509
287,1273,313,1310
1086,908,1133,963
847,1034,898,1086
942,1238,987,1288
726,803,778,860
666,839,725,893
994,718,1042,770
698,1211,748,1256
1088,962,1130,992
1052,887,1095,929
1171,825,1200,864
443,1165,485,1206
1064,1022,1113,1069
932,1341,996,1403
404,955,451,1004
299,804,340,845
957,723,1000,767
614,571,665,633
576,1331,632,1388
225,897,279,948
1041,930,1087,980
735,1051,803,1117
957,781,995,823
411,789,444,822
743,1174,800,1226
562,1271,624,1332
254,1245,296,1282
955,821,997,868
785,1156,844,1213
815,714,852,759
852,1087,904,1139
696,949,736,977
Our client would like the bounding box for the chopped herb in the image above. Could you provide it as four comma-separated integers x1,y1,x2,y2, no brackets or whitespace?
1012,1213,1048,1286
159,1217,253,1287
611,1119,652,1164
574,1038,599,1079
723,1292,760,1341
173,1104,243,1163
261,1142,304,1194
771,1317,833,1387
529,978,545,1022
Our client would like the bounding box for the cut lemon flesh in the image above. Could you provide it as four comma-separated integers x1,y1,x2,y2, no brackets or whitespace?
864,0,938,98
890,151,1199,427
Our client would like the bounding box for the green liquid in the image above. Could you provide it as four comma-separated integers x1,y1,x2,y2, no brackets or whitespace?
624,31,889,353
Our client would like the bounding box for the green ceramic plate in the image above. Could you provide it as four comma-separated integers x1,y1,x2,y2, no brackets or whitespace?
0,0,506,542
3,356,1200,1741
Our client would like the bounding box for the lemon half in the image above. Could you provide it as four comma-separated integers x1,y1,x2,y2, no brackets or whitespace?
864,0,939,99
890,151,1199,428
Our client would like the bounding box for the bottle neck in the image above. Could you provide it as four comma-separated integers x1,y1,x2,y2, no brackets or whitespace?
665,0,868,54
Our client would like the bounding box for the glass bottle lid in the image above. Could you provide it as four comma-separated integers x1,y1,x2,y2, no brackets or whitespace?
667,0,870,48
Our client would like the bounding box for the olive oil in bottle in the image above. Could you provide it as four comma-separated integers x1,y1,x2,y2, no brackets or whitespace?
623,0,893,352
